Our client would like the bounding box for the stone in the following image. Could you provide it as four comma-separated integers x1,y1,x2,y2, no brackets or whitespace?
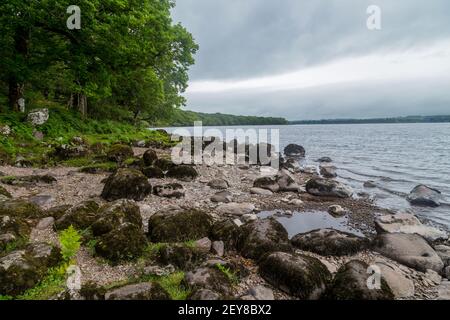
195,237,212,252
323,260,394,300
189,289,221,300
210,219,241,249
375,262,415,298
207,179,229,190
0,199,44,219
36,217,55,230
291,229,370,256
320,165,337,178
407,185,442,207
301,165,319,175
0,125,11,136
143,265,175,277
306,177,353,198
253,176,279,193
238,218,292,260
425,269,442,285
248,285,275,300
250,187,273,196
141,166,165,179
317,157,332,163
375,213,448,242
1,175,56,186
166,165,199,182
101,168,152,202
284,144,305,158
0,186,11,199
373,233,444,273
154,158,176,172
436,280,450,300
289,199,304,206
29,195,55,207
105,282,170,300
434,245,450,266
241,214,258,223
55,200,99,231
106,144,134,163
328,205,348,217
158,243,207,270
154,183,185,199
276,170,300,192
184,267,233,296
143,149,158,166
445,266,450,279
27,108,49,126
0,215,31,241
211,241,225,257
281,157,301,173
364,181,377,188
233,219,243,227
148,209,213,243
216,202,255,216
211,191,233,203
259,252,331,299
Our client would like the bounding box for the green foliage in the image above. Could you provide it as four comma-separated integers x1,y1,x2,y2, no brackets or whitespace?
0,295,13,300
157,272,190,300
59,226,81,262
215,263,239,285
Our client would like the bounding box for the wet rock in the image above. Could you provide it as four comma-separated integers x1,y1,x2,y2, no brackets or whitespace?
323,260,394,300
375,262,415,298
105,282,170,300
281,157,301,173
212,241,225,256
239,218,291,260
55,200,99,231
106,144,134,164
375,213,448,242
166,165,199,182
27,108,49,126
101,168,152,202
259,252,331,299
211,191,233,203
217,202,255,216
328,205,348,217
207,179,229,190
142,166,164,179
407,185,442,207
143,149,158,166
158,243,207,270
0,199,43,218
306,177,353,198
253,176,279,193
148,209,213,243
373,233,444,273
184,267,233,296
284,144,305,158
320,165,337,178
250,187,273,196
291,229,370,256
317,157,332,163
154,183,185,199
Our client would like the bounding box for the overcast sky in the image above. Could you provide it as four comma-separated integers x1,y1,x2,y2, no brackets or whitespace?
171,0,450,120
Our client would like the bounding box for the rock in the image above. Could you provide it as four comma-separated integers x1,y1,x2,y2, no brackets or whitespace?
33,130,44,140
375,262,415,298
320,165,337,178
250,188,273,196
259,252,331,299
238,218,292,260
195,237,212,252
0,215,31,241
289,199,304,206
284,144,305,158
276,170,300,192
143,149,158,166
281,157,301,173
1,175,56,186
253,176,279,193
36,217,55,230
54,200,99,231
106,144,134,163
211,241,225,257
233,219,243,227
328,205,348,217
425,269,442,285
437,280,450,300
46,205,72,220
0,199,43,219
211,191,233,203
0,186,11,199
364,181,377,188
317,157,332,163
141,166,164,179
158,243,207,270
29,195,55,207
323,260,394,300
53,144,90,160
154,183,185,199
143,265,175,277
373,233,444,273
101,168,152,202
27,108,49,126
154,158,176,172
210,219,241,249
0,125,11,136
248,285,275,300
207,179,229,190
434,245,450,266
148,209,213,243
217,202,255,216
105,282,170,300
306,177,353,198
407,185,442,207
184,267,232,296
0,233,16,251
291,229,370,256
445,266,450,279
14,156,32,168
301,165,319,175
375,213,448,242
166,165,198,182
241,214,258,223
0,243,61,296
189,289,221,300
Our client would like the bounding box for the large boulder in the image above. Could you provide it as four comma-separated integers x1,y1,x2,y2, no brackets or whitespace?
154,158,176,172
27,108,49,126
259,252,331,299
323,260,394,300
91,200,141,236
434,245,450,267
0,199,43,219
375,262,415,298
101,168,152,201
148,209,213,243
238,218,292,260
158,243,207,270
0,215,31,253
276,170,300,192
375,213,448,242
0,243,61,296
407,185,442,207
142,166,164,179
320,165,337,178
210,219,242,250
306,177,353,198
54,200,99,231
106,144,134,163
291,229,370,256
284,144,305,158
184,267,233,297
166,165,198,182
373,233,444,273
105,282,170,300
143,149,158,166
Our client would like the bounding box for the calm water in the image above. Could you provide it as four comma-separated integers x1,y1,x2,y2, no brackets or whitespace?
162,123,450,230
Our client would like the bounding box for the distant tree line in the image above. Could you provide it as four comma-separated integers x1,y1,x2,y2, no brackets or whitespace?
290,115,450,125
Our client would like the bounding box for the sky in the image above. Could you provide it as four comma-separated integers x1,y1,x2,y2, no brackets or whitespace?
171,0,450,120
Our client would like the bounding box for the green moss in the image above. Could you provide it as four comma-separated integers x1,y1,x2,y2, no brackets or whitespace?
80,162,117,174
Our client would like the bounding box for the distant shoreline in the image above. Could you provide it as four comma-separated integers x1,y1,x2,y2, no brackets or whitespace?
289,115,450,125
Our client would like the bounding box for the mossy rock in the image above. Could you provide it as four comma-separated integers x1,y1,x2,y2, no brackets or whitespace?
210,219,241,250
323,260,394,300
105,282,170,300
79,281,106,300
259,252,331,299
45,204,72,220
143,149,158,166
80,162,117,174
148,209,213,243
54,200,99,231
166,165,199,182
101,168,152,202
142,166,165,179
158,243,208,271
183,267,233,297
106,144,134,163
0,214,31,240
0,186,11,198
0,200,44,219
154,158,176,172
0,175,56,186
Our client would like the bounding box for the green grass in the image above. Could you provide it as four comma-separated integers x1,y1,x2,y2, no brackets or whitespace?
157,272,190,300
215,263,239,285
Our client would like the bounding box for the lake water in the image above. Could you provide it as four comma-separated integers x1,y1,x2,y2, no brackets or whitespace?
162,123,450,230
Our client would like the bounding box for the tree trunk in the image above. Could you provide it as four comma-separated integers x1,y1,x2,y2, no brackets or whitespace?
8,78,25,112
8,26,29,112
77,93,87,117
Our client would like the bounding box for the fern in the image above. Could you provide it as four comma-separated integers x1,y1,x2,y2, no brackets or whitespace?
58,226,81,262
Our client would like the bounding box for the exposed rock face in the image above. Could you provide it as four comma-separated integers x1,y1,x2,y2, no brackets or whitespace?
306,177,353,198
259,252,331,299
320,165,337,178
143,149,158,166
0,243,61,296
373,233,444,273
291,229,370,256
284,144,305,158
207,179,229,190
238,218,292,260
101,168,152,201
323,260,394,300
105,282,170,300
211,191,233,203
106,144,134,163
184,267,232,297
375,262,415,298
148,209,213,243
154,183,185,199
166,165,199,182
375,213,448,242
54,200,99,231
0,199,44,219
216,202,255,216
142,166,164,179
407,185,442,207
27,108,49,126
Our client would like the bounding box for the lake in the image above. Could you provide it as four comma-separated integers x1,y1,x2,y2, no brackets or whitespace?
162,123,450,230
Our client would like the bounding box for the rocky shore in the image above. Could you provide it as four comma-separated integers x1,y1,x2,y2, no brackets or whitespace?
1,137,449,300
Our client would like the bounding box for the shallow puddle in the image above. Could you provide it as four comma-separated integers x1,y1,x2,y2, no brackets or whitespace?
258,210,364,239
